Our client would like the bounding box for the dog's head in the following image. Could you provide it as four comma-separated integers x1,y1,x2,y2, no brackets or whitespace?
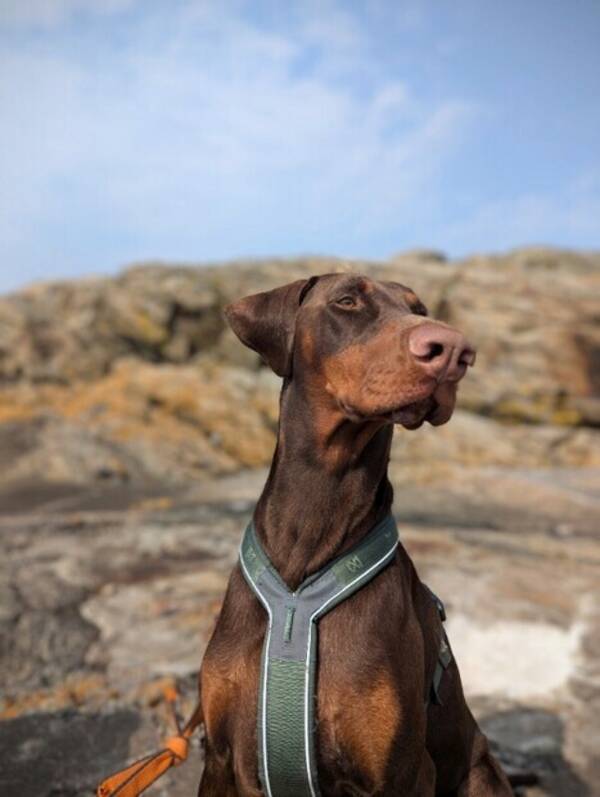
225,273,475,430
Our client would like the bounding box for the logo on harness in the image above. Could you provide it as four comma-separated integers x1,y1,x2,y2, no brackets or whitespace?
246,546,257,562
345,554,363,574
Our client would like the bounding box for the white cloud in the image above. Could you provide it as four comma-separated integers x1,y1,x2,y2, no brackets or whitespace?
0,1,477,289
0,0,137,29
440,175,600,253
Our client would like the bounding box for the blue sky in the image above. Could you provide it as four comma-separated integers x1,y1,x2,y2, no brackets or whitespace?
1,0,599,293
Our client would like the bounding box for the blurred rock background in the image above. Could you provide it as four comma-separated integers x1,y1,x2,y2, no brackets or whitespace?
0,248,599,796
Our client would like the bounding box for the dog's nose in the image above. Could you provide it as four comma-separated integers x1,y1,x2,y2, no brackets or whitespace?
408,322,476,382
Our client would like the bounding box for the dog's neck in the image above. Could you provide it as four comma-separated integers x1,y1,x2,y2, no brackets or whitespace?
253,379,394,590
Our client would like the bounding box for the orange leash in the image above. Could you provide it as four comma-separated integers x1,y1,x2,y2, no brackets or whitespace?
96,686,204,797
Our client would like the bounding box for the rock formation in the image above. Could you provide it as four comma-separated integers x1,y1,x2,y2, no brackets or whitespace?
0,248,598,502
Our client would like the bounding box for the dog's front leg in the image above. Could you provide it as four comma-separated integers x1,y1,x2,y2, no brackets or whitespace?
197,746,239,797
455,731,512,797
404,748,436,797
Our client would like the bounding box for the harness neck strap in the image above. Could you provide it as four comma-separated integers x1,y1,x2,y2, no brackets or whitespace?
239,514,399,797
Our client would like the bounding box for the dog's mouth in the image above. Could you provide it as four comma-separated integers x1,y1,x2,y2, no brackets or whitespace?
384,396,438,429
339,382,458,429
386,380,459,429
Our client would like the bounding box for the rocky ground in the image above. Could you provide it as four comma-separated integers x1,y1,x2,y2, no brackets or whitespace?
0,249,599,796
0,466,599,797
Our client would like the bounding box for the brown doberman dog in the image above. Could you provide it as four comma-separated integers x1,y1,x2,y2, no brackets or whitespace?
198,274,512,796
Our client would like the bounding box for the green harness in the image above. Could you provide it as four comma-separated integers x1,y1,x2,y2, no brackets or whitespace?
239,515,450,797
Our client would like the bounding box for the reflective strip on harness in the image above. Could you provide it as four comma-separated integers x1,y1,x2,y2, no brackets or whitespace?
239,515,399,797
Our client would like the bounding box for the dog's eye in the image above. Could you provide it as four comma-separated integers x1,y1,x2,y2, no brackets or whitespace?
336,296,357,308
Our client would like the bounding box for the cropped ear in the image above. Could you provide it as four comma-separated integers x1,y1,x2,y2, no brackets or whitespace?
224,277,318,377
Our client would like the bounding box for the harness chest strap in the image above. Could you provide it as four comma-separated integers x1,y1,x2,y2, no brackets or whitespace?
239,514,399,797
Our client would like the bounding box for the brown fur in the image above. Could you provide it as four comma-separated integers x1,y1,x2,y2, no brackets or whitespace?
199,275,511,796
